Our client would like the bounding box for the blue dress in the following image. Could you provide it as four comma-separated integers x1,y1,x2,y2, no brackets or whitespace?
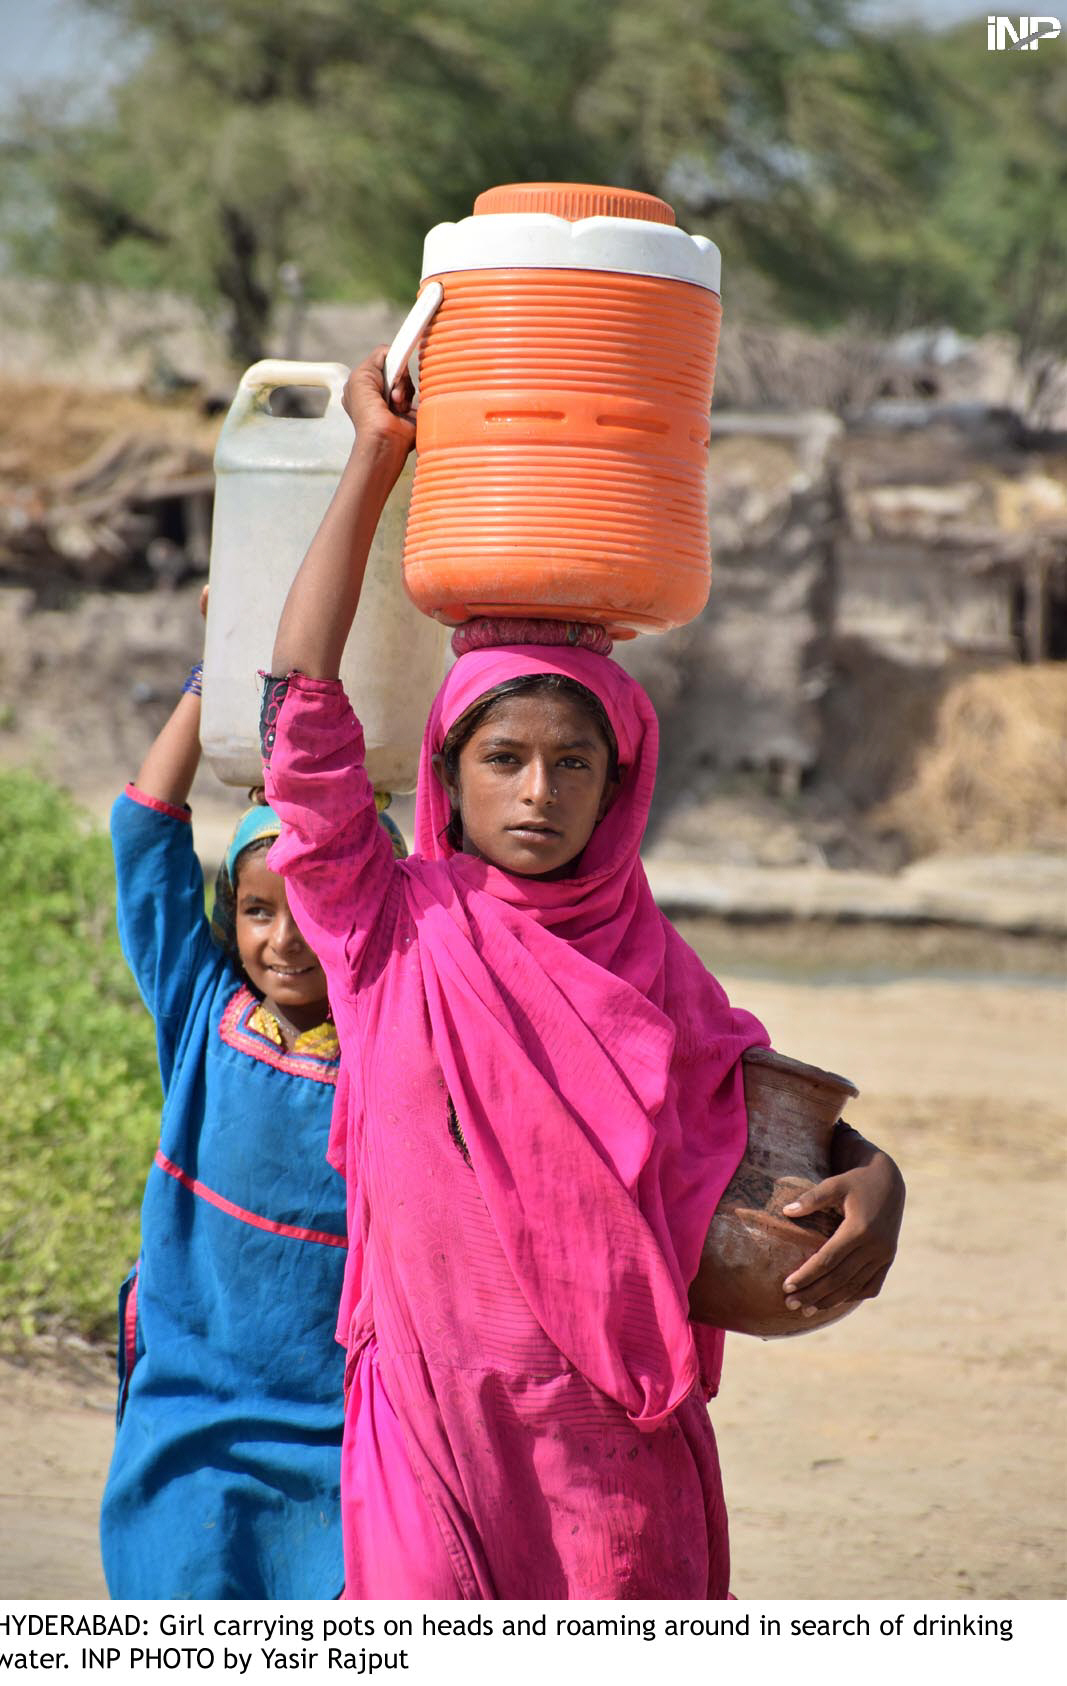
99,787,347,1599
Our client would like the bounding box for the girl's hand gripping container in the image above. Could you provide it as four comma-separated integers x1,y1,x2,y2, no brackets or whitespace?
201,360,450,791
384,182,723,638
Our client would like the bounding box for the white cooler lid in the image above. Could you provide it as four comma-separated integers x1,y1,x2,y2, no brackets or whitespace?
421,212,721,294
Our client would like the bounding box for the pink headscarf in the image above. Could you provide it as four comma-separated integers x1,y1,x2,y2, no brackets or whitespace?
401,646,768,1428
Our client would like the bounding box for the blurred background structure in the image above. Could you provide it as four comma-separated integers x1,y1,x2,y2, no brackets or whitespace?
1,0,1064,883
0,0,1063,1603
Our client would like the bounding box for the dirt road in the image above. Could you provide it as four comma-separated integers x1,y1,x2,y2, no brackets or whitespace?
2,963,1063,1601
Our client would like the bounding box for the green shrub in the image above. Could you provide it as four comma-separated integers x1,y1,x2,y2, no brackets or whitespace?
0,770,160,1341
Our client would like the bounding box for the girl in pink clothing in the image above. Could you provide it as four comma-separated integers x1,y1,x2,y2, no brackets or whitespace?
263,351,905,1600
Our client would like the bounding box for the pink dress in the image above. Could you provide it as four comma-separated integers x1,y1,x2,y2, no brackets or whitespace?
263,649,768,1599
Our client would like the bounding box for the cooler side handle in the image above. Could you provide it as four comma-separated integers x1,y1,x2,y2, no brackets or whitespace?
383,282,444,402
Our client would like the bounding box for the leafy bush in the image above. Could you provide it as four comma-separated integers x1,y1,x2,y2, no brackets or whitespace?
0,770,160,1341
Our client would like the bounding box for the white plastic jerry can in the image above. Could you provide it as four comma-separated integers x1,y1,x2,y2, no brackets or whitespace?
201,359,449,792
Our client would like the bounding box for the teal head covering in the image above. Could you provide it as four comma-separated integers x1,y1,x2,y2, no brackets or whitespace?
225,804,283,885
210,802,283,953
210,798,408,957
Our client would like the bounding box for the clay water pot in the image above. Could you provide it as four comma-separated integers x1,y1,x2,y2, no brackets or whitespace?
689,1048,860,1339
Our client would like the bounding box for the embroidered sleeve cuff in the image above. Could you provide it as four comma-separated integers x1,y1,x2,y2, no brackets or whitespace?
259,671,347,764
259,673,289,765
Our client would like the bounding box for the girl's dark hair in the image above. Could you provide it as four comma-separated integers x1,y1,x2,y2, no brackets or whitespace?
439,674,620,851
231,836,272,891
214,785,274,954
209,837,274,987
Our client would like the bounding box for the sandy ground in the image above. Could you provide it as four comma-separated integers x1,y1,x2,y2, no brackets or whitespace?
1,959,1063,1602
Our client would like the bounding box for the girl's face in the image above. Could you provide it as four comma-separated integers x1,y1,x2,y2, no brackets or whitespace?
433,692,616,878
234,853,329,1020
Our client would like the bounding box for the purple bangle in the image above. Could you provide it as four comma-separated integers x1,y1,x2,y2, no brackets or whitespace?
182,661,203,698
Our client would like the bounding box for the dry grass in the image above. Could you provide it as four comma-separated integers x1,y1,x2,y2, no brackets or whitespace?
0,377,218,492
874,664,1067,854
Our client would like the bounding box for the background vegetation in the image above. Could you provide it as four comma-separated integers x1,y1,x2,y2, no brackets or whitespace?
0,771,159,1339
2,0,1064,366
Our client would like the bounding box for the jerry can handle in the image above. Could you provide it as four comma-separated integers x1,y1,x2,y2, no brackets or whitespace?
227,359,351,423
383,282,444,404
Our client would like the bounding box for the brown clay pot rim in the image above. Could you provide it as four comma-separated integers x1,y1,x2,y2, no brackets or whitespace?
742,1045,859,1099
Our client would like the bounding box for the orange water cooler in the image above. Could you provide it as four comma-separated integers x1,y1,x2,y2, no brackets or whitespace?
384,183,722,638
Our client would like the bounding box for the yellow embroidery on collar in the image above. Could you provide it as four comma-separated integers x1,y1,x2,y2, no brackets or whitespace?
248,1002,339,1059
292,1021,340,1059
247,1002,284,1046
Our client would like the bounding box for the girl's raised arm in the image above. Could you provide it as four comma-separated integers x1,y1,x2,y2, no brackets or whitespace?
272,349,415,679
113,590,219,1073
133,586,209,807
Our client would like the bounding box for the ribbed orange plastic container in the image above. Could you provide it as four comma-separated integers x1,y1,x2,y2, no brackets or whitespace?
401,184,722,637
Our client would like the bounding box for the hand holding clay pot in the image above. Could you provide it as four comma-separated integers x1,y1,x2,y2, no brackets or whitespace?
778,1116,906,1319
690,1048,899,1339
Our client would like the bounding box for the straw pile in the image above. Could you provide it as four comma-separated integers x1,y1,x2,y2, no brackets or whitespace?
874,665,1067,854
0,377,219,587
0,377,218,489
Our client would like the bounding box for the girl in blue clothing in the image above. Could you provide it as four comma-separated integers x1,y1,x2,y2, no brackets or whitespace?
100,604,400,1599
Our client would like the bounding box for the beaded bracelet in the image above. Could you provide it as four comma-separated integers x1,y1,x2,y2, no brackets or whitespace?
182,661,203,698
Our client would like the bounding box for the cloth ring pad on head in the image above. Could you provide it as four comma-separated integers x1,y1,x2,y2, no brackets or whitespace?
451,617,614,657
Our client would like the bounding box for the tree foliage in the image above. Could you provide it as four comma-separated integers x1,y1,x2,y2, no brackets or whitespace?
911,24,1067,357
1,1,1062,364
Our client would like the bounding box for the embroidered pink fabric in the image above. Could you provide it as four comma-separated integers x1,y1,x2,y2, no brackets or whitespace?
265,648,769,1599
